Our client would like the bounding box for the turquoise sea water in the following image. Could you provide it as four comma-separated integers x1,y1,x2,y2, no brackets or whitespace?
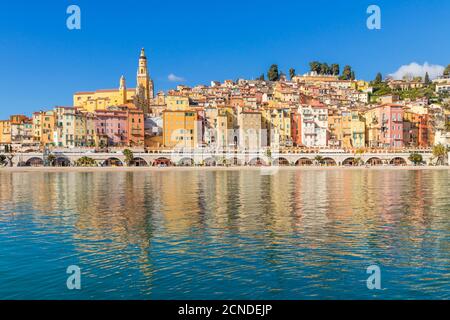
0,168,449,299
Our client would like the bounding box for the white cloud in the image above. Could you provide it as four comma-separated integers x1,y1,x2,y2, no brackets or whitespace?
388,62,444,80
168,73,185,82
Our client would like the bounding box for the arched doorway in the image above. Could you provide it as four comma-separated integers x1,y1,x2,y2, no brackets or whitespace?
103,158,123,167
366,157,382,166
273,157,290,166
204,158,216,166
390,157,407,166
178,158,194,166
25,157,44,167
295,158,313,166
322,158,337,166
342,157,357,166
54,157,71,167
248,158,266,166
130,157,148,167
153,157,172,167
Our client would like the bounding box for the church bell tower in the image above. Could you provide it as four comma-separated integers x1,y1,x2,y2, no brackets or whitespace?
136,48,154,105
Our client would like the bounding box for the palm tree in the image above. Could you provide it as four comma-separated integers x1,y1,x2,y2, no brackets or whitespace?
123,149,134,166
355,148,365,166
432,144,448,165
47,154,56,167
265,149,273,166
314,155,324,166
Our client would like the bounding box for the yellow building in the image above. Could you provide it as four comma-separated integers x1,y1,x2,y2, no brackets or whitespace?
163,110,199,148
261,107,291,147
0,120,11,145
74,49,154,113
165,95,190,111
328,111,365,148
32,111,55,146
350,111,366,148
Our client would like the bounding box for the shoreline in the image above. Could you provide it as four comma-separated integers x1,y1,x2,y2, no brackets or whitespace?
1,166,449,173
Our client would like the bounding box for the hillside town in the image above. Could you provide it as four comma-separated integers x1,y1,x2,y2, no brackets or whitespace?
1,49,450,167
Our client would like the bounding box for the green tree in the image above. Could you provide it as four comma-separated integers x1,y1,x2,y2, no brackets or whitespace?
424,72,431,85
123,149,134,166
258,74,265,81
320,63,330,75
350,71,356,80
314,155,324,165
268,64,279,81
76,156,96,167
289,68,296,80
309,61,321,74
340,65,352,80
444,64,450,77
432,143,448,165
331,64,340,76
0,155,6,166
408,152,423,165
47,154,56,167
374,72,382,84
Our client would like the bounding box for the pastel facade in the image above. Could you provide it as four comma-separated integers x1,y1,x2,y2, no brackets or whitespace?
32,111,55,146
163,110,200,148
300,105,328,147
10,115,34,147
237,110,262,151
0,120,11,145
365,104,404,148
290,110,302,147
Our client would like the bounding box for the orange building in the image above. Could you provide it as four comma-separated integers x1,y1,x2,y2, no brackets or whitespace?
163,110,200,148
32,111,55,146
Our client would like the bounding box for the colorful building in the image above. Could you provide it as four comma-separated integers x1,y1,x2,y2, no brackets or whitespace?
74,49,153,113
163,110,200,148
32,111,55,146
365,104,404,148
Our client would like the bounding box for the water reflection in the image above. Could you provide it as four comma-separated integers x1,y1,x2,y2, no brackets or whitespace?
0,169,449,299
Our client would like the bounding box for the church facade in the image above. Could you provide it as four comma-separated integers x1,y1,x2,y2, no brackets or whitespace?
73,48,154,113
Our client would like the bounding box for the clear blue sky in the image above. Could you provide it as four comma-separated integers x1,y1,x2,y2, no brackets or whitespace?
0,0,449,118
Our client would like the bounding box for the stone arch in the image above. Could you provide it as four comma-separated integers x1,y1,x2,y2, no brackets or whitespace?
153,157,172,167
103,157,123,167
130,157,148,167
390,157,407,166
342,157,357,166
25,157,44,167
54,157,71,167
178,157,194,166
203,157,217,166
366,157,383,166
322,157,337,166
273,157,290,166
295,158,313,166
248,157,266,166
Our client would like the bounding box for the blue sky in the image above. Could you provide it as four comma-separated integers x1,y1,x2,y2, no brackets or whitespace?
0,0,449,118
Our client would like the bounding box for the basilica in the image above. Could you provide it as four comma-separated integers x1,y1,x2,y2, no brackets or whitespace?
73,48,154,113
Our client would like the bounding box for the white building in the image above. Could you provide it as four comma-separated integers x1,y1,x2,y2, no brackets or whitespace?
300,105,328,147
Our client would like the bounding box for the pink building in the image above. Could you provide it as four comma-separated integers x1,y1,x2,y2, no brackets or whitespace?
366,104,404,148
94,109,129,146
